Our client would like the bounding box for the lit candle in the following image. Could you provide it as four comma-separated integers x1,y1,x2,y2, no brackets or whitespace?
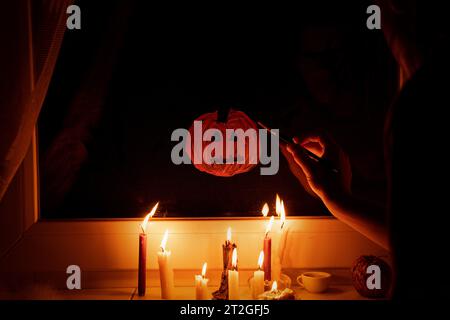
275,194,282,217
157,229,174,299
212,227,237,300
274,195,283,250
228,248,239,300
273,197,289,281
278,200,289,262
195,262,209,300
271,280,278,293
261,203,269,217
258,280,295,300
263,216,274,281
138,202,158,296
252,251,265,299
224,227,237,270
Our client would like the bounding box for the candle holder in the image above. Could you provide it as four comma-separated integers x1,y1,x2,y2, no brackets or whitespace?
264,274,291,291
212,239,237,300
248,273,292,299
258,285,296,300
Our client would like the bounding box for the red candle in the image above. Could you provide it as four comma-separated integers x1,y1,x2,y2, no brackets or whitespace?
263,237,271,281
138,202,159,296
263,216,274,281
138,233,147,296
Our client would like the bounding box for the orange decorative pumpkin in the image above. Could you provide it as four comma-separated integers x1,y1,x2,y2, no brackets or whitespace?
188,108,259,177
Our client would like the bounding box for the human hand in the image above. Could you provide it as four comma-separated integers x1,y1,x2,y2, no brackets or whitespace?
284,134,352,203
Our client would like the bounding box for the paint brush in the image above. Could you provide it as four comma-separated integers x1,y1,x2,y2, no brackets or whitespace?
257,121,339,174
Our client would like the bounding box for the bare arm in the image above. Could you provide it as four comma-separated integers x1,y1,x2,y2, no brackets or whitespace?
323,191,389,250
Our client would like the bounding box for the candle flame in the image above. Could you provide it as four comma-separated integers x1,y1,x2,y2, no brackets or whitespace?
265,216,274,236
201,262,207,278
280,200,286,229
276,194,283,216
160,229,169,251
261,203,269,217
231,248,238,269
227,227,232,242
140,202,159,233
258,251,264,269
271,281,278,292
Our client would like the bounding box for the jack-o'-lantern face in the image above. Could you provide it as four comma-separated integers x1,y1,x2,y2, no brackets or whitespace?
188,109,259,177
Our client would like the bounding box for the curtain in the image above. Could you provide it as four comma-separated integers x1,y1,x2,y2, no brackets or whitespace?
0,0,72,201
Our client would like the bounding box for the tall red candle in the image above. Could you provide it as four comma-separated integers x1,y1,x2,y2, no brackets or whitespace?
263,216,274,281
138,233,147,296
263,236,271,281
137,202,159,296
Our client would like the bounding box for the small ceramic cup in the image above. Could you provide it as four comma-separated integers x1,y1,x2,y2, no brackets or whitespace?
296,271,331,293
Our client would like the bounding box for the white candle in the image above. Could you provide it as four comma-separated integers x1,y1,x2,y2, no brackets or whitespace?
272,255,282,282
157,230,174,299
195,262,209,300
272,197,290,281
278,200,289,263
252,251,265,299
228,248,239,300
272,196,284,281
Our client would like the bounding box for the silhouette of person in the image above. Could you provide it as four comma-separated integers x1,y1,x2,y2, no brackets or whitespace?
283,0,449,299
